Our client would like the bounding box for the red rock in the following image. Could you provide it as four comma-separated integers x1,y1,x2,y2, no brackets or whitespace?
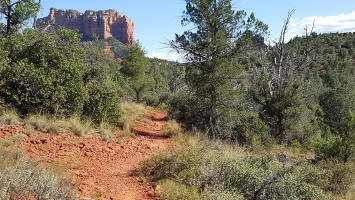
37,8,135,44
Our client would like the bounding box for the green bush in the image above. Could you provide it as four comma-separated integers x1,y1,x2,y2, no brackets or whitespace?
320,162,355,196
83,79,122,125
141,135,334,200
231,111,272,147
0,29,87,116
159,179,201,200
314,130,342,161
315,111,355,163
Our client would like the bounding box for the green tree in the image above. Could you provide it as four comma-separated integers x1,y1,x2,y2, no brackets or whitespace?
315,111,355,163
171,0,267,138
32,0,41,29
0,0,40,35
0,29,87,115
319,87,355,134
120,44,153,102
83,80,122,125
249,11,319,143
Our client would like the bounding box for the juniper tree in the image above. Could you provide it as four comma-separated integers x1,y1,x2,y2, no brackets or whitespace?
170,0,267,138
0,0,40,35
248,11,320,143
120,44,153,102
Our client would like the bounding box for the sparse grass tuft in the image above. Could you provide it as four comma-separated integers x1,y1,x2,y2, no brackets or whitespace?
98,123,114,142
0,144,77,199
119,101,153,137
64,117,94,136
24,124,35,136
1,134,24,147
120,101,153,128
25,115,64,134
162,120,181,137
0,110,22,125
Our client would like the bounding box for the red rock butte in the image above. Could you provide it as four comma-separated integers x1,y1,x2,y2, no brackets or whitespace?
36,8,135,44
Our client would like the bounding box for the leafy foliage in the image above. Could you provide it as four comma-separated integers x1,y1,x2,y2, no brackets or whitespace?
0,29,87,116
170,0,268,139
141,135,335,200
0,0,40,35
120,44,154,102
84,80,122,125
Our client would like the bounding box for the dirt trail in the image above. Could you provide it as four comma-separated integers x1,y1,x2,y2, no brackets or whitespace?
0,110,172,200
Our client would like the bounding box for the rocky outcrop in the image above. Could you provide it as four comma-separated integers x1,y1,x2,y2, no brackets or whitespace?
252,35,267,49
37,8,135,44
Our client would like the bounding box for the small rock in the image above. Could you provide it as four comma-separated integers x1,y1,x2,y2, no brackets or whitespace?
40,138,47,144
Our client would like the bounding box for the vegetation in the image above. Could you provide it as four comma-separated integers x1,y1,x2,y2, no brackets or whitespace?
0,138,77,199
0,0,354,199
141,133,353,200
170,0,268,139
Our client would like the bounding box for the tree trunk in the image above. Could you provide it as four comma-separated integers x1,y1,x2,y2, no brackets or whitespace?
33,0,41,29
6,4,12,35
135,89,140,103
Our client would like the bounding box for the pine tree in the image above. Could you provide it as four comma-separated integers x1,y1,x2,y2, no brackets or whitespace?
120,44,153,102
0,0,40,35
171,0,267,138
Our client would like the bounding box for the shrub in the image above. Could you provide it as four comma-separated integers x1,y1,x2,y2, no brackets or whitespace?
83,79,122,125
157,102,170,112
141,134,334,200
320,161,355,196
0,29,87,116
315,111,355,163
314,130,342,161
0,144,77,199
231,111,272,147
158,179,201,200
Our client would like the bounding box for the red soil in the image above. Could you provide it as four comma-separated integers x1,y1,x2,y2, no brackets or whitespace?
0,111,172,200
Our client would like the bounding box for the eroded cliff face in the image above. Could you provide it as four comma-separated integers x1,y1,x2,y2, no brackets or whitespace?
37,8,135,44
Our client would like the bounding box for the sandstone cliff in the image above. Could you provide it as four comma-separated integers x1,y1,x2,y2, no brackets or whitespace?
37,8,135,44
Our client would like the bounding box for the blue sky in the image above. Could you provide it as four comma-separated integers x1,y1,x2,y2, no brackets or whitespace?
38,0,355,60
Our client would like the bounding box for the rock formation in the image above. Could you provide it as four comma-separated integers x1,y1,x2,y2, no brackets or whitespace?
36,8,135,44
252,35,267,49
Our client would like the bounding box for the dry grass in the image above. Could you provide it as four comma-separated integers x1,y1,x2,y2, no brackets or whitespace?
1,134,24,147
162,120,182,137
25,115,64,134
120,101,153,136
97,123,114,142
0,142,77,199
64,117,94,136
0,110,22,125
24,114,99,137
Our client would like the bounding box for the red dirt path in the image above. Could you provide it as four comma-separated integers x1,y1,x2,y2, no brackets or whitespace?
0,111,172,200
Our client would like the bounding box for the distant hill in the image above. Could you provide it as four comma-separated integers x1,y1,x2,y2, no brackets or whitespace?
288,32,355,71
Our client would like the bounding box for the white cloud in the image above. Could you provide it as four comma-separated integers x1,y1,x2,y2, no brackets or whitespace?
148,51,167,60
147,49,185,62
287,11,355,40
